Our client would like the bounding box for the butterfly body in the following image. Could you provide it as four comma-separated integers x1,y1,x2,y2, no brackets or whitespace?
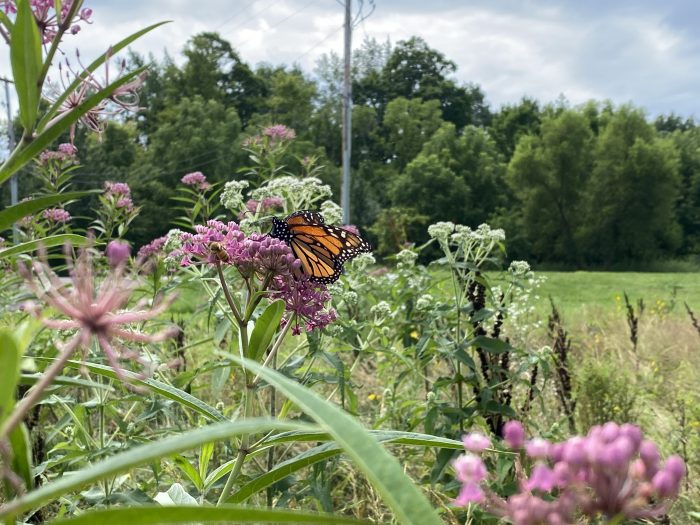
270,210,371,284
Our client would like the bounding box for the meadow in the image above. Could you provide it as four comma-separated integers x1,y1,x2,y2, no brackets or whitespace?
0,3,698,525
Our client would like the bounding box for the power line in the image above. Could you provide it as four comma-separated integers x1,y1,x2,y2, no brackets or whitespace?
214,0,259,31
293,23,344,63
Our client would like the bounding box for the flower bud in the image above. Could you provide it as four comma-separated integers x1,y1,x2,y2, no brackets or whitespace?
106,240,131,267
503,420,525,449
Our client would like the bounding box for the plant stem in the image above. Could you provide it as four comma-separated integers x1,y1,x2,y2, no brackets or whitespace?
0,338,79,441
216,377,255,505
216,262,243,324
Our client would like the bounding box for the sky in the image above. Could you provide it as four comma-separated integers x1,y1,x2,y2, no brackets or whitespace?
2,0,700,119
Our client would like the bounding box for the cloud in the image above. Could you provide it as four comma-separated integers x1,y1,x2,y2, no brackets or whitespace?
0,0,697,119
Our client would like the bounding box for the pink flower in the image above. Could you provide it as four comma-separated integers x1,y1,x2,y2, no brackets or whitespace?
525,438,551,459
58,143,78,155
42,207,71,223
503,420,526,449
453,454,487,484
455,482,484,505
137,236,167,260
104,181,131,197
462,432,491,453
106,240,131,267
116,197,134,210
181,171,208,188
525,463,556,492
263,124,296,141
20,245,177,382
271,275,336,335
342,224,360,236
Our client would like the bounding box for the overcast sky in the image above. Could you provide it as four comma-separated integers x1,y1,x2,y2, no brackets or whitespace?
3,0,700,119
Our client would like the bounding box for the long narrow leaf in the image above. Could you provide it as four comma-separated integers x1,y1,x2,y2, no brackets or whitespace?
0,419,316,519
0,234,88,259
234,431,463,502
36,21,170,133
0,190,100,232
10,0,42,130
248,299,285,360
0,67,148,186
48,505,371,525
33,358,226,422
226,356,444,525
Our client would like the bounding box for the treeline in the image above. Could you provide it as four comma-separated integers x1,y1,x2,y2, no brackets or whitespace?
20,32,700,266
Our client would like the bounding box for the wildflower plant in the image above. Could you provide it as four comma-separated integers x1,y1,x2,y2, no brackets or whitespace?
172,171,223,230
92,181,140,240
455,421,687,523
238,124,297,185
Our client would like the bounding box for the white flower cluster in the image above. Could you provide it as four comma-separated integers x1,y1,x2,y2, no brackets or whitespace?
220,180,250,212
396,249,418,268
415,294,434,312
508,260,531,277
370,300,392,320
349,252,376,273
320,200,343,225
427,221,455,243
251,176,332,211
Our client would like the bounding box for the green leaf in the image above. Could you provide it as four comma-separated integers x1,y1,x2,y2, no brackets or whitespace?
34,358,227,422
198,441,214,482
0,190,101,233
10,0,42,131
226,356,443,525
0,67,148,186
47,505,372,525
0,419,316,519
0,234,89,259
19,373,113,391
468,335,515,354
36,22,170,133
173,455,203,491
8,423,33,492
0,11,14,32
0,330,21,426
248,299,285,360
233,431,463,502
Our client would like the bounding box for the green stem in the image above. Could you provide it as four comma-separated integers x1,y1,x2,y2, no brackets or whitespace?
0,337,79,441
37,0,83,88
216,377,254,505
216,262,243,324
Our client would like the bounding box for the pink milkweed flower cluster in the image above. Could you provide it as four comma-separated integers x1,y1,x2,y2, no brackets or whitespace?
181,171,211,190
42,207,71,223
262,124,296,142
137,236,167,260
0,1,92,44
19,244,177,382
179,219,336,334
454,421,686,524
242,197,285,218
47,51,146,142
104,181,134,211
38,143,78,165
271,275,337,335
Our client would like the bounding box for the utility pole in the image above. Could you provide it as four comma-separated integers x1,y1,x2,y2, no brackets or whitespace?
341,0,352,225
1,77,18,244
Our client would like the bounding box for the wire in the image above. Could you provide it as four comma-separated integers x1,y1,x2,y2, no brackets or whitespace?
214,0,259,31
293,23,344,63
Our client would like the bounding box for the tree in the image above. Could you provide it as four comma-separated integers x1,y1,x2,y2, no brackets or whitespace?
127,96,242,245
421,123,507,226
507,109,593,263
581,106,681,264
391,153,471,239
490,97,541,159
384,37,490,128
383,97,444,170
672,128,700,253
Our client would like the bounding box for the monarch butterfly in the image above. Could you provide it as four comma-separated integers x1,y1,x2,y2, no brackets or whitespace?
270,210,372,284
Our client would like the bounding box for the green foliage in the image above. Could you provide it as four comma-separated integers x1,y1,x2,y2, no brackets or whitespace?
575,358,638,429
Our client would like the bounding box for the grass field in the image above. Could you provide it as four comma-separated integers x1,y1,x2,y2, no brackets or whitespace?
533,271,700,318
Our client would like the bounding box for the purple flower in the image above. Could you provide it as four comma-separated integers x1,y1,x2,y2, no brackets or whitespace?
106,240,131,267
453,453,488,484
179,220,246,267
137,236,167,260
525,463,556,492
181,171,208,188
455,482,484,505
42,207,71,223
270,275,336,335
116,197,134,210
58,143,78,155
342,224,360,236
503,420,525,449
462,432,491,453
525,438,551,459
20,245,177,382
105,181,131,197
263,124,296,141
